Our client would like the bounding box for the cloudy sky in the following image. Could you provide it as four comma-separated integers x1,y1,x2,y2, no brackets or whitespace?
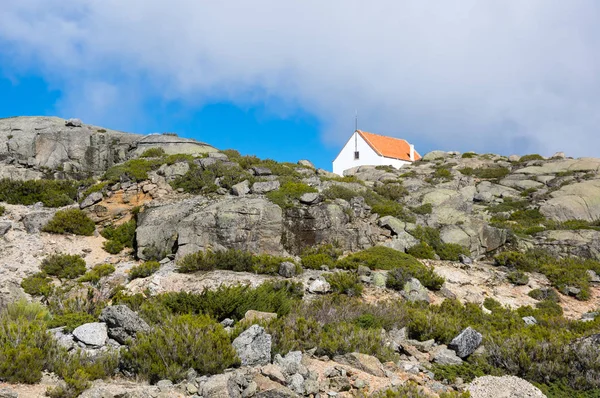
1,1,599,169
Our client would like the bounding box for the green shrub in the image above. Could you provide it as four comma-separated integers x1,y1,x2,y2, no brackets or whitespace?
123,314,238,383
487,198,529,214
325,272,363,297
374,183,408,201
411,203,433,215
519,154,544,162
102,240,124,254
79,264,115,284
0,300,53,384
407,242,437,260
47,312,97,333
433,167,453,180
43,209,95,236
171,162,250,194
0,205,5,216
322,185,360,202
104,158,163,184
177,249,294,275
300,245,342,270
0,179,78,207
21,272,54,297
140,147,166,158
101,220,136,254
436,243,470,261
266,181,317,209
129,261,161,281
528,288,560,302
507,270,529,285
460,167,510,180
337,246,422,271
494,250,599,300
461,152,478,158
156,281,303,321
41,254,87,280
47,349,118,398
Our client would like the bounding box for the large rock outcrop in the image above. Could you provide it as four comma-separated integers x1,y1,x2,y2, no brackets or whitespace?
0,116,216,178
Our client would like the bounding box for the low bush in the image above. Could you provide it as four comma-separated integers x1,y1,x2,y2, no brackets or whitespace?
43,209,96,236
47,349,118,398
41,254,87,280
300,245,342,270
494,249,600,300
47,312,97,333
433,167,453,180
337,246,422,271
373,183,408,201
123,314,238,383
266,181,317,209
101,220,136,254
519,154,544,162
153,281,303,321
0,205,4,216
325,272,363,297
0,179,78,207
140,147,166,158
129,261,161,281
528,288,560,302
407,242,436,260
171,163,250,194
177,249,294,275
21,272,54,297
337,246,444,290
103,158,163,184
410,226,470,261
461,152,478,158
411,203,433,215
0,300,53,384
460,166,510,180
79,264,115,285
507,270,529,285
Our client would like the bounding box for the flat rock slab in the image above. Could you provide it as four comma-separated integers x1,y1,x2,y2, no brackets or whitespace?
73,322,108,347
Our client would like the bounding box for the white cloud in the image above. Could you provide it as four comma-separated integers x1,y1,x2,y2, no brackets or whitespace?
1,0,600,156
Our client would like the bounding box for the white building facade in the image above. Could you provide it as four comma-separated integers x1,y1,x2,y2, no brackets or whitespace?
332,130,419,176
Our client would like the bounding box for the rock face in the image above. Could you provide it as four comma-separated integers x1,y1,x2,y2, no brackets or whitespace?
0,116,215,178
448,327,482,358
99,305,150,344
468,375,546,398
540,180,600,222
232,325,272,366
72,322,108,347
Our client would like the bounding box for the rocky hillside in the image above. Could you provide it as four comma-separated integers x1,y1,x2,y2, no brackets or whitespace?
1,116,600,398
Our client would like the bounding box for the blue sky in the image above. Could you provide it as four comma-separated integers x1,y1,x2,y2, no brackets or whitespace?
2,1,600,169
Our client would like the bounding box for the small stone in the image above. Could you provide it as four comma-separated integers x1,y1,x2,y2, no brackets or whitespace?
279,262,297,278
72,322,108,347
0,387,18,398
221,318,234,327
299,192,321,205
298,160,315,169
459,254,473,265
156,380,173,392
65,118,82,127
80,191,103,209
588,270,600,283
0,222,11,237
252,167,272,176
241,381,257,398
261,364,286,384
357,265,371,276
232,180,251,196
448,327,483,358
251,181,280,194
186,383,198,394
242,310,278,324
308,277,331,294
371,272,386,287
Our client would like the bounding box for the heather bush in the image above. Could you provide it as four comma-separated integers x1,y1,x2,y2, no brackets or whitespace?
266,181,317,209
407,242,436,260
177,249,295,275
43,209,95,236
79,264,115,285
21,272,54,297
101,220,136,254
104,158,163,184
129,261,161,281
325,271,363,297
122,314,238,383
140,147,166,158
41,254,87,280
47,312,97,333
0,300,53,384
300,244,342,270
0,205,4,216
0,178,78,207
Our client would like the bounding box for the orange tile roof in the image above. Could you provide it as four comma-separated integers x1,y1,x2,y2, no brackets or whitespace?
357,130,421,162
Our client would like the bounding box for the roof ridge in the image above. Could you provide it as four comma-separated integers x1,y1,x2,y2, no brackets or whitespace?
358,130,410,144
